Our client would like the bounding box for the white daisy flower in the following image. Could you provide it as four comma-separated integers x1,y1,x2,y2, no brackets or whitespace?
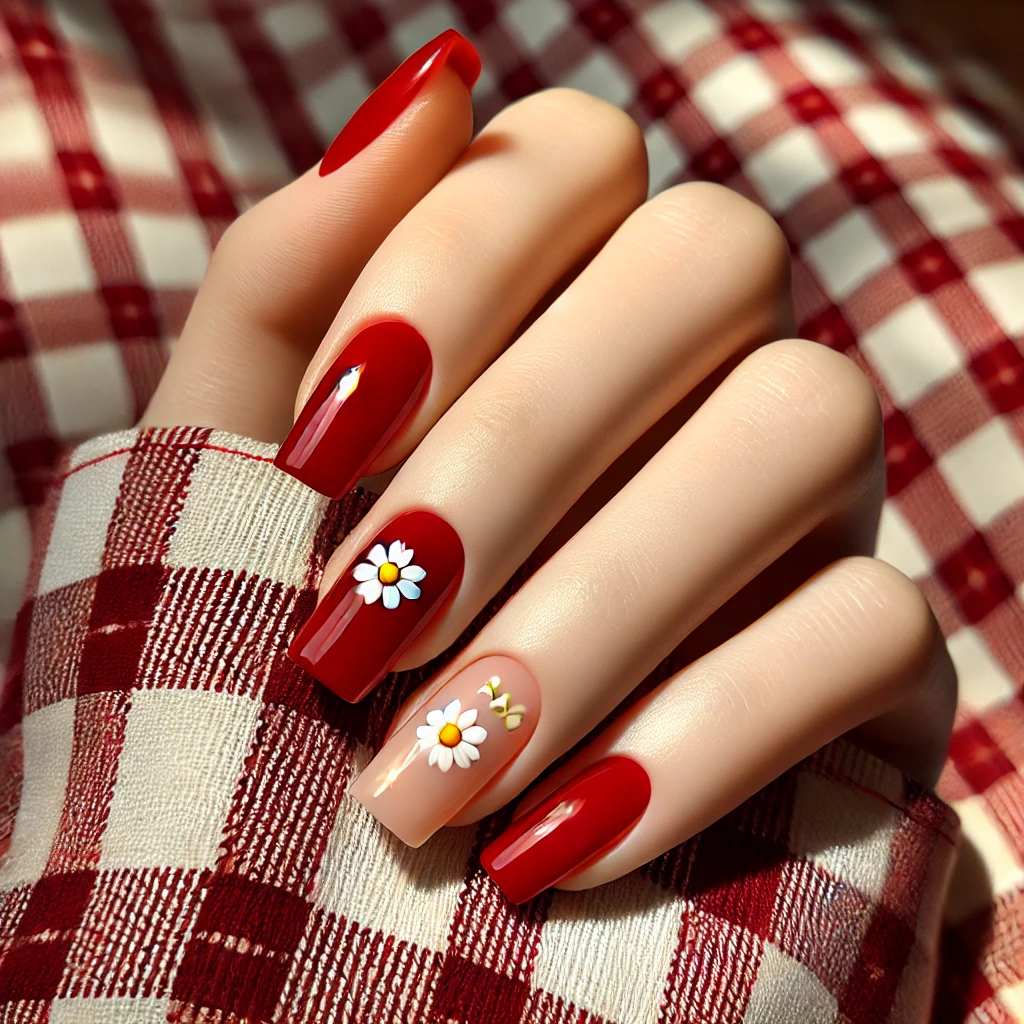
416,698,488,772
353,539,427,610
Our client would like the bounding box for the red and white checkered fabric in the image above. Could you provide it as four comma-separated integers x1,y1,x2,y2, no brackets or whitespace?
0,0,1021,1020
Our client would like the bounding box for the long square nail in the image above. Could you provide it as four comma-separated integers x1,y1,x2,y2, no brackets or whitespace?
288,509,463,702
350,656,540,846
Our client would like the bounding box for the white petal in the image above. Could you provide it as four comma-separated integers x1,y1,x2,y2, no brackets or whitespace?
427,745,440,767
356,579,382,604
400,564,426,582
461,725,487,746
352,562,377,582
443,699,462,723
456,707,477,729
367,543,387,566
395,546,414,568
460,741,480,762
416,725,437,743
382,585,400,610
397,580,421,601
436,746,454,772
453,745,471,769
425,708,445,728
388,540,405,563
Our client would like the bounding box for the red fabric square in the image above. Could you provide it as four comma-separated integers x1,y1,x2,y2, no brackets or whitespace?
173,940,287,1021
502,62,545,101
939,145,986,180
100,284,161,342
0,300,29,359
840,156,899,205
729,16,779,51
56,150,118,210
577,0,631,42
691,137,740,181
196,874,310,951
884,409,934,496
78,624,148,695
640,67,685,118
802,303,858,352
900,240,962,294
5,435,61,507
339,5,387,51
936,532,1015,625
90,563,167,629
998,214,1024,250
950,720,1017,793
971,339,1024,415
432,955,529,1024
19,870,96,934
0,939,72,1002
180,158,237,219
839,903,913,1023
787,84,839,124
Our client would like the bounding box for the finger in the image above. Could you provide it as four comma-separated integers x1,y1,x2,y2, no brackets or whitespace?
288,184,791,702
348,339,884,846
273,87,649,498
480,557,954,901
142,29,479,441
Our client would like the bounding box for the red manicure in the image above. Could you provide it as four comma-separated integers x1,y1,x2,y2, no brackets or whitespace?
275,320,431,499
288,510,464,703
481,756,651,904
319,29,481,176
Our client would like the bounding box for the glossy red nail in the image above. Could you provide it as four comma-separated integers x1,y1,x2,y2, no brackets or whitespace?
275,320,431,499
288,510,464,702
319,29,481,176
481,756,651,904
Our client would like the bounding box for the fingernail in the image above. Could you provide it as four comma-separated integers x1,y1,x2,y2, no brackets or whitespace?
288,510,463,702
350,656,540,846
274,319,431,499
319,28,481,176
481,756,651,904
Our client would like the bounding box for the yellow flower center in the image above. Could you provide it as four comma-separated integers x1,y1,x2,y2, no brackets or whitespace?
378,562,400,584
438,723,462,748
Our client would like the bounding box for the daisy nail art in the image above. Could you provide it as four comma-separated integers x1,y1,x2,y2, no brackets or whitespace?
288,510,464,703
350,656,541,847
353,539,427,609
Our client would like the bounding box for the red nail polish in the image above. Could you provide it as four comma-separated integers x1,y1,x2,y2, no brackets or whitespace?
319,29,481,176
275,320,431,499
481,756,651,904
288,510,464,702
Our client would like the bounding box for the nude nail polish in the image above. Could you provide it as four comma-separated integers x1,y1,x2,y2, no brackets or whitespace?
274,319,431,499
319,29,481,176
350,656,540,846
481,756,651,903
288,510,463,702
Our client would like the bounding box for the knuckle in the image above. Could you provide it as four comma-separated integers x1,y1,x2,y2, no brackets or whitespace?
741,339,883,485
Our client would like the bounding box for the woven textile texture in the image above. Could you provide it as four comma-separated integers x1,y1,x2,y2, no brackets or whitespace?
0,0,1021,1020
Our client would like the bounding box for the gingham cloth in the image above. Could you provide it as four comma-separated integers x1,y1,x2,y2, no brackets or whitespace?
0,1,1020,1021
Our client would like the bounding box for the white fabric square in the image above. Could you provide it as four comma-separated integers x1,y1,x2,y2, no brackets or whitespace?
533,873,680,1024
0,699,75,886
261,1,331,51
803,209,892,299
948,627,1017,713
940,419,1024,528
100,689,259,869
39,452,128,595
0,92,51,162
789,772,901,902
946,795,1024,922
969,259,1024,335
125,212,209,289
937,108,1003,156
860,297,963,405
693,54,778,134
316,770,474,951
872,38,939,90
642,0,720,61
904,178,990,237
0,508,31,629
391,7,457,57
307,64,371,142
1001,175,1024,213
0,213,96,300
562,50,632,107
787,36,865,86
1000,980,1024,1019
51,998,171,1023
37,341,134,439
503,0,571,50
847,104,928,157
84,83,176,176
166,447,325,582
743,944,838,1023
875,503,931,579
646,121,684,192
746,127,832,211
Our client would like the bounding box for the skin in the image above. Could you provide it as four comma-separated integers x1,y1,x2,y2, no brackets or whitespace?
143,70,956,891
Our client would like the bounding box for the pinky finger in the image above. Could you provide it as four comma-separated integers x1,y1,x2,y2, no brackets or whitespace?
481,557,955,902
